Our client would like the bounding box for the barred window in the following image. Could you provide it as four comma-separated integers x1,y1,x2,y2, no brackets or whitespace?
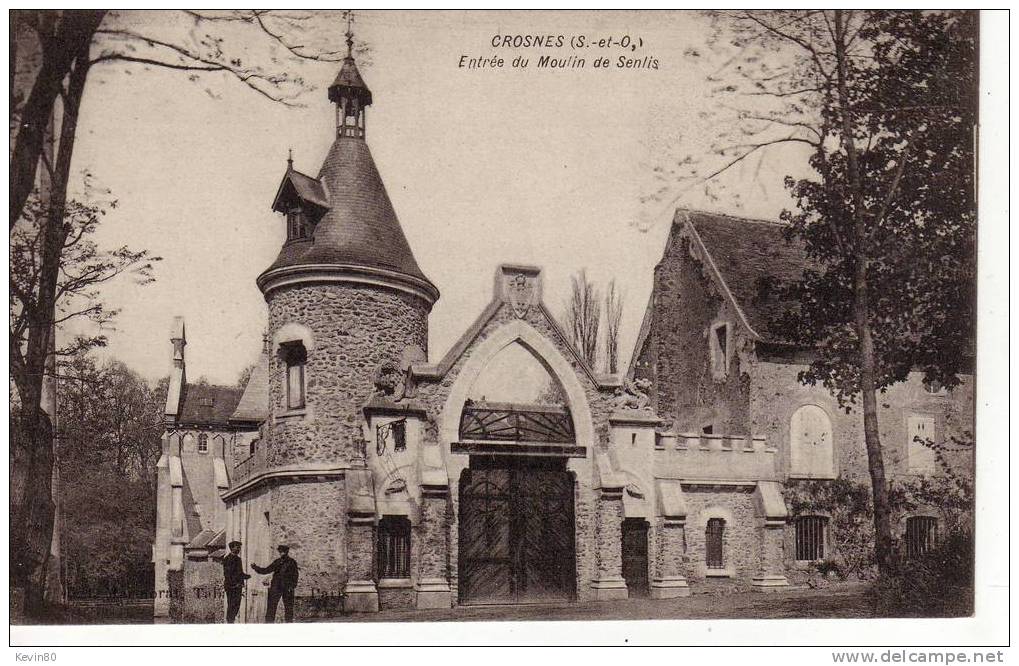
905,516,938,558
377,516,411,578
795,515,827,561
706,518,725,569
197,433,208,454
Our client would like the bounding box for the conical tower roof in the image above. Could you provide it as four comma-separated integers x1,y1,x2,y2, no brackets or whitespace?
259,51,438,305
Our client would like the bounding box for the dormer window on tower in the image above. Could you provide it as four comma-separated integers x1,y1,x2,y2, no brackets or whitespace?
286,206,308,242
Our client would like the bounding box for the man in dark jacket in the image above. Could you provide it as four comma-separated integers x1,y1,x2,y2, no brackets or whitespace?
252,544,299,623
222,540,250,623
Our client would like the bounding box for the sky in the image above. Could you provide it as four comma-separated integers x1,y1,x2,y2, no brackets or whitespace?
66,10,809,386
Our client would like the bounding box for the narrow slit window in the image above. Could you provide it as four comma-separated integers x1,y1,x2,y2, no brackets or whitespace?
706,518,725,569
710,323,729,377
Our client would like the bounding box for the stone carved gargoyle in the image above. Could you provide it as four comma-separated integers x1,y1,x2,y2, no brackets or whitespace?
372,344,427,401
613,378,652,411
372,361,401,397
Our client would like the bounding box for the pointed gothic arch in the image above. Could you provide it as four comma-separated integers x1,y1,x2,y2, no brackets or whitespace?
439,319,596,459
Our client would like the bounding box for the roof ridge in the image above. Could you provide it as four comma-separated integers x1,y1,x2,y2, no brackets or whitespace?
288,168,320,181
675,207,791,228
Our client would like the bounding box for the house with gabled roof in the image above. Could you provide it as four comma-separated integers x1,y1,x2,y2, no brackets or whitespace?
152,317,260,621
630,209,974,584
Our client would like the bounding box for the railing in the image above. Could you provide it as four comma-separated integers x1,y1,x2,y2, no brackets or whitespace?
231,443,267,488
655,432,778,482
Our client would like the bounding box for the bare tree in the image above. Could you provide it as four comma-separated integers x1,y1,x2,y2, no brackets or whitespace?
604,280,624,375
564,270,601,370
9,9,358,615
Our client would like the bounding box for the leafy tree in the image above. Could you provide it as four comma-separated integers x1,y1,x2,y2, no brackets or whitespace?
9,9,355,612
57,355,165,600
9,190,157,610
669,10,976,574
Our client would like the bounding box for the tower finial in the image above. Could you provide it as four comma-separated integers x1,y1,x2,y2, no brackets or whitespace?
345,11,354,57
287,148,293,170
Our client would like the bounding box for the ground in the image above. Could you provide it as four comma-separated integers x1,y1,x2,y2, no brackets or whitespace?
36,584,879,624
329,584,875,623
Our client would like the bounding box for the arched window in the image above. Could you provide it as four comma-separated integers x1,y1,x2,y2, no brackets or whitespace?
795,515,828,561
706,518,725,569
905,516,938,558
279,341,307,410
790,405,834,478
197,434,208,454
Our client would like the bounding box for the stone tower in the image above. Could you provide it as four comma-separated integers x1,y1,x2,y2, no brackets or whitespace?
254,32,438,610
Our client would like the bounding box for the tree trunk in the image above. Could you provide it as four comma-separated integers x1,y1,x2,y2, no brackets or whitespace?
9,10,104,230
833,10,894,574
10,52,91,618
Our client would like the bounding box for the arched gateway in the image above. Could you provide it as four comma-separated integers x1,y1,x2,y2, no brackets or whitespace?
175,41,725,622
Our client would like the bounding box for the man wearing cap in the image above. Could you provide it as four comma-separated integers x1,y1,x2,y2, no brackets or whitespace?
252,545,300,623
222,540,250,624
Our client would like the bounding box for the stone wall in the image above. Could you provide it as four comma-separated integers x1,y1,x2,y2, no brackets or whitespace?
642,230,752,434
682,486,761,584
265,283,430,467
749,362,975,484
272,480,347,600
180,557,225,623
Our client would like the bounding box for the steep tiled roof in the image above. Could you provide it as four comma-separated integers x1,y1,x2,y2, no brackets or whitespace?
263,137,434,288
272,169,329,211
683,209,811,341
328,56,372,106
230,355,269,424
178,383,245,427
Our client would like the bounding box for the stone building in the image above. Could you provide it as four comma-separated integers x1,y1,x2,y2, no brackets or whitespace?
152,317,258,621
629,209,974,586
153,48,973,622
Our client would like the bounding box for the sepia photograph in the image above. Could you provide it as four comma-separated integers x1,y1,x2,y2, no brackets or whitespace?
7,7,1008,650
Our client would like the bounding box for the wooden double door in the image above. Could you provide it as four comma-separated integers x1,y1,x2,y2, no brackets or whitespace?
458,457,576,604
